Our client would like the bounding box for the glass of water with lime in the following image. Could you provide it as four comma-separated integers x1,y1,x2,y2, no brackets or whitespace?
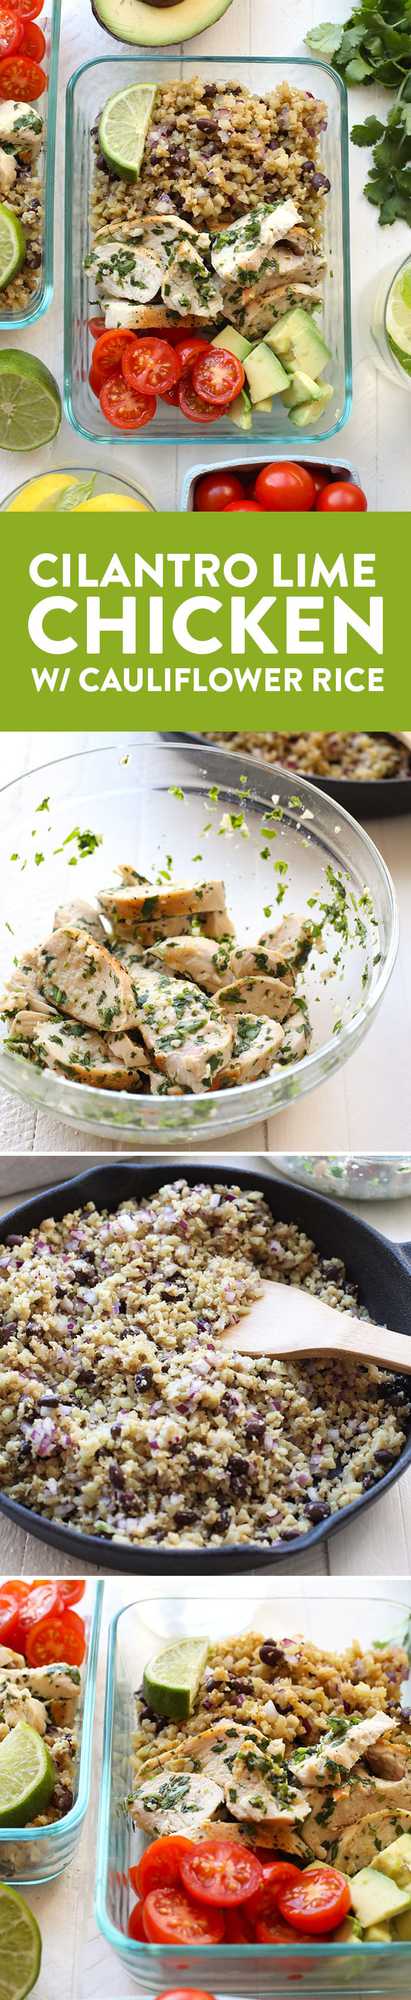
370,254,411,389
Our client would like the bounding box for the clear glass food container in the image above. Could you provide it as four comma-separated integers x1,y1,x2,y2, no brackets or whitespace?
180,455,360,508
64,54,351,446
0,465,155,511
96,1586,411,1994
0,1578,103,1884
0,738,397,1144
276,1155,411,1200
0,0,61,331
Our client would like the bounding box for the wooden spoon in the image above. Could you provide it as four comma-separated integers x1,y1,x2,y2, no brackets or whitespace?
219,1280,411,1373
391,732,411,752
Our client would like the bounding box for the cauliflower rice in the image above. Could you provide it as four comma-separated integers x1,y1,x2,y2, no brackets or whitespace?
203,733,411,782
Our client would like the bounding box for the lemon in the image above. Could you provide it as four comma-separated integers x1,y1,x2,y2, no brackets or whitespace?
76,493,150,512
99,84,156,182
7,473,77,513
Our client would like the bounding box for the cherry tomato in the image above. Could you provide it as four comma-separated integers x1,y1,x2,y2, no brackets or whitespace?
0,52,46,94
20,1585,60,1633
174,337,210,373
99,376,156,431
178,377,219,425
254,461,316,512
21,19,45,56
247,1860,302,1923
8,0,45,14
181,1840,263,1909
255,1916,299,1943
224,499,263,512
131,1835,194,1900
278,1867,351,1937
55,1581,85,1608
310,468,331,495
224,1910,255,1943
0,1581,28,1651
127,1900,147,1942
25,1607,86,1668
89,360,113,399
161,383,180,405
0,7,23,58
194,471,245,511
156,1992,217,1999
122,337,181,399
315,480,367,512
193,347,244,409
91,327,137,388
88,317,104,340
142,1888,225,1946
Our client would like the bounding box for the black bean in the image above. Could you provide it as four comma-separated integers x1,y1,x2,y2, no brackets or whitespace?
135,1366,153,1392
244,1416,265,1439
0,1324,16,1345
259,1642,286,1670
307,1502,329,1523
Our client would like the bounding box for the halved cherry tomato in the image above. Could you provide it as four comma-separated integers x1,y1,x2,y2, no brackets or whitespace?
131,1835,194,1900
21,19,46,57
181,1839,263,1909
0,7,23,58
254,461,315,512
127,1900,147,1942
193,347,244,409
246,1860,302,1923
156,1991,217,1999
255,1917,301,1943
178,378,219,425
0,51,46,95
88,317,105,340
91,327,137,388
8,0,45,15
225,1910,255,1943
174,337,210,374
0,1582,28,1651
194,471,245,512
55,1581,85,1608
99,377,156,431
123,337,181,399
89,360,111,399
25,1607,86,1668
142,1887,225,1946
315,481,367,512
20,1585,59,1634
278,1866,351,1936
161,383,180,405
224,499,263,511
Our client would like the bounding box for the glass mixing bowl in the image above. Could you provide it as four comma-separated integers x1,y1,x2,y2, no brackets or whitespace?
276,1155,411,1201
0,466,155,511
0,739,398,1144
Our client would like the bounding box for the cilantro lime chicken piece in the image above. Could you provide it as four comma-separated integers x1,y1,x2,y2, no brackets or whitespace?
132,1769,224,1839
290,1711,399,1788
37,926,137,1033
98,878,232,937
2,947,55,1019
8,1012,149,1090
221,1737,311,1825
214,1015,284,1087
126,964,234,1092
215,975,294,1022
53,899,108,946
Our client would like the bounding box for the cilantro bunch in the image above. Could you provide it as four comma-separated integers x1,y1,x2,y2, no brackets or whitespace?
352,77,411,225
306,0,411,90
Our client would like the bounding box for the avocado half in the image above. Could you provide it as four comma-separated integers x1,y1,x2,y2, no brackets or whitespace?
92,0,233,47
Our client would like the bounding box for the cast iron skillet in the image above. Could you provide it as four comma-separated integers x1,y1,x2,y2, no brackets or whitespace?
1,1162,411,1574
166,733,411,822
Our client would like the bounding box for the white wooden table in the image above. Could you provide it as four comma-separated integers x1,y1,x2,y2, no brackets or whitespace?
0,1162,410,1576
0,732,410,1152
9,1576,411,1999
0,0,411,508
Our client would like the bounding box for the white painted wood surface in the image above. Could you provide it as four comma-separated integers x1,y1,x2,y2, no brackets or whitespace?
0,0,410,508
7,1576,411,1999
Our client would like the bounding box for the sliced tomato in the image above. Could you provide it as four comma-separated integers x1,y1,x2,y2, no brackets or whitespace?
225,1909,255,1943
127,1900,147,1943
0,1581,28,1652
156,1991,217,1999
181,1840,263,1909
91,327,137,388
0,7,23,58
246,1860,302,1923
224,499,263,511
55,1581,85,1608
20,1584,60,1632
278,1867,351,1937
161,382,180,405
0,51,46,95
25,1606,86,1667
174,337,210,373
21,19,45,56
122,337,181,399
89,360,109,398
142,1887,225,1946
315,480,367,512
192,347,244,409
255,1917,301,1943
131,1835,194,1900
178,377,219,425
194,470,245,512
99,376,156,431
88,317,105,340
8,0,45,14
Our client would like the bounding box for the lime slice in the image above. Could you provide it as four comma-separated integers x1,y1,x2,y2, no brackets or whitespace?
386,263,411,372
143,1638,209,1720
0,207,25,293
0,1887,41,2000
0,352,61,453
0,1722,55,1827
99,84,156,181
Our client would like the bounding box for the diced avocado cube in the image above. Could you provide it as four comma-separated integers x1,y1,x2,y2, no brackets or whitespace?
282,369,325,410
245,341,289,405
350,1867,411,1930
288,383,333,429
266,306,331,380
229,390,252,431
373,1834,411,1888
394,1909,411,1940
366,1923,393,1942
212,325,252,361
333,1917,361,1944
253,395,273,412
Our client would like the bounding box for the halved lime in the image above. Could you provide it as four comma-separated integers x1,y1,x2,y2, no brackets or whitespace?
99,84,156,181
0,1887,41,2000
386,262,411,375
143,1638,209,1720
0,352,61,453
0,1723,55,1827
0,207,26,293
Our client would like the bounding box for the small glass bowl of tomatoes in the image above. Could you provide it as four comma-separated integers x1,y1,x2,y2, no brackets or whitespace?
181,456,366,513
0,1575,102,1883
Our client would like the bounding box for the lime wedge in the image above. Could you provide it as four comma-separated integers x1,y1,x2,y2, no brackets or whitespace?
0,207,26,292
0,1887,41,2000
143,1638,209,1720
0,1723,55,1827
386,262,411,373
0,352,61,453
99,84,156,181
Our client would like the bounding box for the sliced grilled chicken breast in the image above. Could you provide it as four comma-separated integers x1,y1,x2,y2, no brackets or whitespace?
2,948,55,1018
129,964,233,1090
99,880,228,928
38,926,136,1032
132,1769,223,1838
216,975,294,1022
15,1017,147,1090
214,1015,283,1087
53,899,108,945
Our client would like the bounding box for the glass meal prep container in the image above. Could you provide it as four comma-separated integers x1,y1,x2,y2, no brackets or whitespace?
0,1578,103,1884
96,1586,411,1995
0,738,398,1146
64,54,352,447
0,0,61,331
276,1154,411,1201
180,454,360,509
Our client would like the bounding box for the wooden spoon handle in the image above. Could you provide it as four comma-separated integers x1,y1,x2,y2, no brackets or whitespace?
221,1281,411,1373
391,731,411,751
240,1322,411,1371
